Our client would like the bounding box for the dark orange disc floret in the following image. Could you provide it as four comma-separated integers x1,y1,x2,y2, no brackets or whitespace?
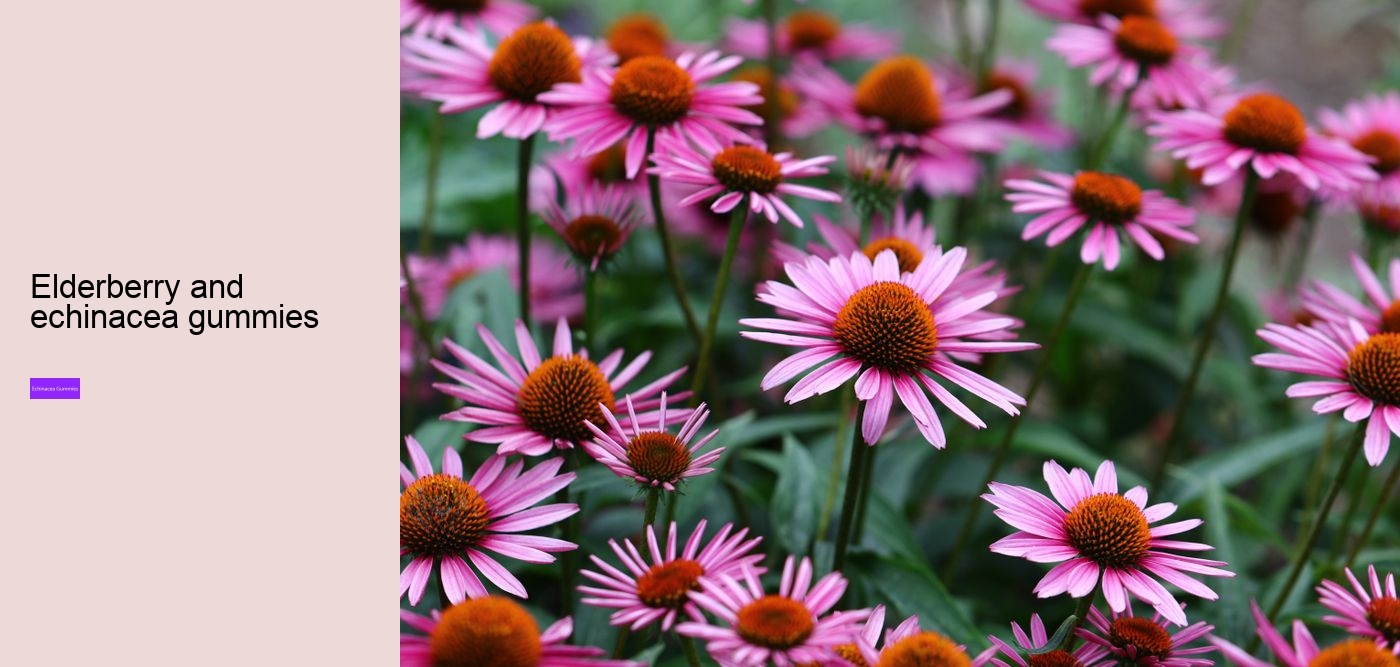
854,56,943,134
635,558,705,608
563,215,624,261
1223,94,1307,155
1113,16,1178,65
587,144,629,184
833,282,939,374
879,631,972,667
400,474,489,556
430,596,543,667
487,22,582,103
607,14,669,64
1353,129,1400,175
1064,493,1152,567
1249,190,1301,237
609,56,695,126
981,71,1033,119
1030,650,1085,667
1109,616,1174,659
1071,172,1143,224
1381,302,1400,334
1307,639,1400,667
735,596,815,649
420,0,489,12
516,355,616,443
625,431,692,483
1346,333,1400,406
863,237,926,274
787,10,842,51
834,643,870,667
1368,597,1400,643
712,146,784,194
733,66,799,122
1079,0,1157,19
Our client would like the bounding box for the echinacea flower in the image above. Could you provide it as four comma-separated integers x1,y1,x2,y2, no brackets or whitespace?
725,10,897,63
532,143,646,211
399,0,535,40
773,205,938,272
1317,564,1400,653
743,249,1036,447
844,144,917,218
400,596,643,667
854,613,999,667
541,185,642,271
795,56,1012,196
984,460,1233,626
1078,604,1215,667
1359,185,1400,236
1301,253,1400,335
1004,170,1198,270
583,393,723,490
730,66,830,139
1149,92,1377,191
1320,92,1400,189
1253,317,1400,466
1212,601,1400,667
400,22,612,139
540,52,763,178
399,436,577,604
1021,0,1224,40
677,556,869,666
975,61,1074,148
990,613,1113,667
605,13,671,64
1047,15,1219,110
578,520,765,631
649,139,840,227
405,233,581,321
433,318,687,456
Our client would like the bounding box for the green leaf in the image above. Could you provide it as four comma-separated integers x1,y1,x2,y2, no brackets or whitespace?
864,555,984,649
1204,477,1251,642
446,268,520,345
1029,616,1079,654
1013,422,1147,488
861,493,924,563
1168,420,1329,503
772,435,820,554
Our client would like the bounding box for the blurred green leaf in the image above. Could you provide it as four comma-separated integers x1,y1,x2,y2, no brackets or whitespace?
863,555,984,649
772,435,820,555
1169,420,1329,503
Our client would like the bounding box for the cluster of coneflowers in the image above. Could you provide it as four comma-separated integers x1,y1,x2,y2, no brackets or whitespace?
398,0,1400,665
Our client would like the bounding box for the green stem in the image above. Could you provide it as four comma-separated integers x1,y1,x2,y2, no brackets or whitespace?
953,0,973,68
1088,80,1142,170
1347,458,1400,568
643,487,661,530
584,270,599,358
1220,0,1259,63
611,627,631,659
833,402,869,572
943,260,1094,580
1284,200,1320,290
419,111,444,254
1061,591,1098,650
817,390,856,540
517,134,537,329
852,430,878,542
646,127,702,342
1329,464,1371,564
975,0,1002,86
680,635,704,667
1262,424,1365,627
1303,415,1338,518
761,0,781,149
1151,170,1259,489
691,207,747,400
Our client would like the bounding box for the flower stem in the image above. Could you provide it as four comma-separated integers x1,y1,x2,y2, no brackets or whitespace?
584,269,599,358
680,634,704,667
852,432,878,542
975,0,1003,86
692,208,747,400
419,110,444,254
952,0,973,69
611,628,632,659
1346,458,1400,568
761,0,781,149
517,134,537,329
1088,80,1141,170
817,390,856,539
1151,170,1259,489
1220,0,1259,63
1261,423,1365,632
1303,415,1338,517
643,487,661,530
1329,464,1371,564
646,127,702,342
833,401,869,573
1284,199,1320,290
944,260,1093,580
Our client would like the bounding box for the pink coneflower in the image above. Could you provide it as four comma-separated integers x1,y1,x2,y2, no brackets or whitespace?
604,13,672,64
1359,185,1400,236
989,613,1113,667
773,206,938,271
1047,16,1219,110
1320,92,1400,188
399,436,577,604
578,520,765,631
583,393,722,490
1021,0,1224,40
1195,171,1310,241
399,0,535,40
1148,92,1377,191
648,139,839,227
975,61,1074,148
406,233,581,322
1004,170,1198,270
843,144,917,218
401,596,643,667
432,318,687,456
1318,565,1400,653
854,612,999,667
541,185,642,271
741,249,1037,448
795,57,1011,196
1078,604,1215,667
984,460,1233,626
400,22,612,139
676,556,869,666
532,143,646,211
540,52,764,179
1253,317,1400,466
1212,601,1400,667
725,10,897,62
1300,253,1400,335
730,66,831,140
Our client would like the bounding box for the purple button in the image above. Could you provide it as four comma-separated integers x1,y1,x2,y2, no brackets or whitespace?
31,378,80,399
